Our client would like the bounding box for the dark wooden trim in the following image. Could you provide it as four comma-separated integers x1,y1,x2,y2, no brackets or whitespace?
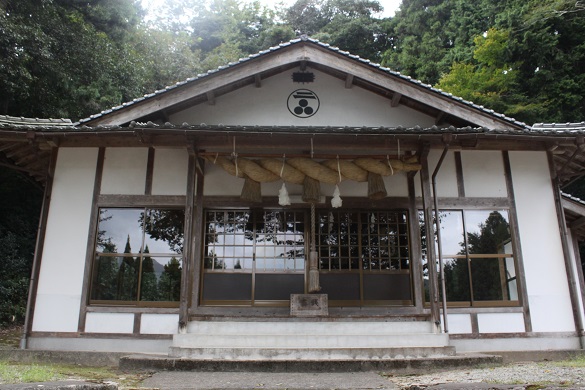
190,167,205,314
21,147,59,349
450,331,579,340
547,151,585,338
179,150,197,329
97,194,185,207
570,229,585,333
419,143,441,327
78,147,105,333
408,172,424,311
29,332,173,340
502,151,532,333
145,147,155,195
454,151,465,198
133,313,142,334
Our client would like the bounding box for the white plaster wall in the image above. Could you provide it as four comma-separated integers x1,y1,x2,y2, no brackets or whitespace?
447,313,472,334
477,313,525,333
85,313,134,334
414,150,458,198
461,151,507,197
32,148,98,332
509,151,575,332
170,69,436,127
100,148,148,194
204,163,408,198
152,147,188,195
141,314,179,334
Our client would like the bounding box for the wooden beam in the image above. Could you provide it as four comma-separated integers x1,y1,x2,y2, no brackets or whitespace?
345,74,354,89
206,91,215,106
254,74,262,88
300,60,307,71
435,111,446,125
562,197,585,217
569,216,585,229
391,92,402,107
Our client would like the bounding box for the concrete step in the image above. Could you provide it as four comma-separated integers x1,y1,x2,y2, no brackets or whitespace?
185,320,434,335
171,333,449,349
120,352,502,372
168,346,456,360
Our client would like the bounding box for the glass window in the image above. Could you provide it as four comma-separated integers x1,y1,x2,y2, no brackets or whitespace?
422,209,518,306
90,207,184,305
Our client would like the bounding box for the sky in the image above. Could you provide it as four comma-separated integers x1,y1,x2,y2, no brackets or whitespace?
141,0,403,19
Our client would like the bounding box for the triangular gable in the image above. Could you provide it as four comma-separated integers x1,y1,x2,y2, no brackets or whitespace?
80,38,527,130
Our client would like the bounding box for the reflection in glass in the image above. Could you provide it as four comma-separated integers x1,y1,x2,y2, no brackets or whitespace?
91,207,184,304
423,208,518,306
318,211,409,272
204,210,305,273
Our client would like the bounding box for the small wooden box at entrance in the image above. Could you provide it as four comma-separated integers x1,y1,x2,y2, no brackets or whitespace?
290,294,328,317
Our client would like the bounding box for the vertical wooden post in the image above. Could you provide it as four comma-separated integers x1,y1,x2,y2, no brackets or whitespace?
77,147,105,334
21,147,58,349
407,171,424,311
419,143,441,330
503,151,532,333
179,146,197,333
189,158,205,320
547,151,584,344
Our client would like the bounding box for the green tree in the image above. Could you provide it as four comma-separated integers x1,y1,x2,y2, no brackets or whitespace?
139,245,159,301
158,257,182,301
0,168,41,326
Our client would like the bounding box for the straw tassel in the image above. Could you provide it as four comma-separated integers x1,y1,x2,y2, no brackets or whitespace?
241,175,262,203
302,176,321,203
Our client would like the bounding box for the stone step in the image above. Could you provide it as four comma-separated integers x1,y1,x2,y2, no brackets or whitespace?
172,333,449,349
167,346,457,360
185,320,434,335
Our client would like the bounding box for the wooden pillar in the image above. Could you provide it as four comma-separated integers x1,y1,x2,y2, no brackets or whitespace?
407,171,424,311
21,147,59,349
189,159,205,320
547,151,584,344
419,143,441,329
179,147,197,332
503,151,532,332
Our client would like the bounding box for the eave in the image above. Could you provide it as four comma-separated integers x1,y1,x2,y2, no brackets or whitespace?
2,121,585,186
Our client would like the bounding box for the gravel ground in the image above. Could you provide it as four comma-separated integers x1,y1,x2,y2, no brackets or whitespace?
386,361,585,389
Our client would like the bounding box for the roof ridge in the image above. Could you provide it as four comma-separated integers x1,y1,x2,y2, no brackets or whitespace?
77,38,528,129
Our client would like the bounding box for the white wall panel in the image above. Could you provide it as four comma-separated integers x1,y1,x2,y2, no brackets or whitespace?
85,313,134,334
141,314,179,334
461,151,506,197
478,313,525,333
509,151,575,332
101,148,148,194
33,148,98,332
170,69,436,127
152,148,188,195
414,150,458,198
32,294,83,332
447,314,472,334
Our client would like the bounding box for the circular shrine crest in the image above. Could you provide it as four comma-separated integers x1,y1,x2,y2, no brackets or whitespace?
287,89,320,118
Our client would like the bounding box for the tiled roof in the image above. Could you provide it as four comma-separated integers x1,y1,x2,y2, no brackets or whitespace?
0,115,73,127
3,120,585,138
76,37,529,129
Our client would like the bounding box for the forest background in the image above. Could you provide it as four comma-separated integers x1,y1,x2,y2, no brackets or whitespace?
1,0,584,328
